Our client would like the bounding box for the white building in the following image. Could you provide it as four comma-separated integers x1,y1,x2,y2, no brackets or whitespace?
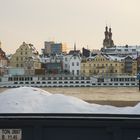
102,45,140,58
63,54,81,75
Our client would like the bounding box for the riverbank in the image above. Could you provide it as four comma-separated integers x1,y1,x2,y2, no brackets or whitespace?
1,87,140,107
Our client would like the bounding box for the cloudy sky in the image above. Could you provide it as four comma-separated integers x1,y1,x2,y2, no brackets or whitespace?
0,0,140,54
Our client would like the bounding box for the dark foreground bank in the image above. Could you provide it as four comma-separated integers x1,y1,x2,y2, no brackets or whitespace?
0,113,140,140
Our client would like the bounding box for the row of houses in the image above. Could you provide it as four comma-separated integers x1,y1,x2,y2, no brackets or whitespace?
0,26,140,77
0,41,139,77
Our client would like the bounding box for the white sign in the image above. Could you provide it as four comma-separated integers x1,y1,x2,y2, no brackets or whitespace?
0,129,22,140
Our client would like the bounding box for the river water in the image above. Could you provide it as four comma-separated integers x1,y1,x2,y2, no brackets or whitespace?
1,87,140,106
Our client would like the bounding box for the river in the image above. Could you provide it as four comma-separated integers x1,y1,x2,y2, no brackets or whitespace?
0,87,140,106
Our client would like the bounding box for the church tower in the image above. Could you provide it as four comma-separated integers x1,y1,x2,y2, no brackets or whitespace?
103,26,114,48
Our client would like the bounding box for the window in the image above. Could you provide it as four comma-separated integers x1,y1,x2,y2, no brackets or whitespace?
72,70,74,75
64,77,67,80
16,64,19,67
16,57,18,61
59,77,62,80
72,62,74,66
77,70,79,75
132,49,136,52
77,62,79,66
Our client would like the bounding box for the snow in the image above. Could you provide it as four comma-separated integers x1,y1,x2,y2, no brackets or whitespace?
0,87,139,114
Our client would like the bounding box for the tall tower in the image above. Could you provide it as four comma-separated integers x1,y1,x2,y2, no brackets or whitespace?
74,42,76,51
108,27,114,47
103,26,114,48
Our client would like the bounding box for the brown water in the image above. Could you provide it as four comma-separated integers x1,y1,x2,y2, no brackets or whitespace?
1,87,140,106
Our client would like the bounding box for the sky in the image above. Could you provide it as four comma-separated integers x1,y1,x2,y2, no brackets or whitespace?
0,0,140,54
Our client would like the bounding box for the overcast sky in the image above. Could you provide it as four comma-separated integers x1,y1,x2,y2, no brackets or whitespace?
0,0,140,54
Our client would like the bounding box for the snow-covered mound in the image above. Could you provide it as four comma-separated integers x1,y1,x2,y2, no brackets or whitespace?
0,87,139,114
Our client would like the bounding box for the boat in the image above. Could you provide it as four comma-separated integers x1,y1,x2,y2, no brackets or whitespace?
0,74,138,88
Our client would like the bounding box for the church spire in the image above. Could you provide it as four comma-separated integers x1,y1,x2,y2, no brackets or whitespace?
105,26,109,39
109,26,112,39
74,42,76,51
103,26,114,48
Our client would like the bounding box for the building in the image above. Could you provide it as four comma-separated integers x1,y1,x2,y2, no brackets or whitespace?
41,56,63,75
43,41,67,56
81,54,123,76
82,47,90,58
102,45,140,57
9,42,41,75
0,42,8,76
101,26,140,58
63,54,81,75
123,56,137,75
81,54,137,76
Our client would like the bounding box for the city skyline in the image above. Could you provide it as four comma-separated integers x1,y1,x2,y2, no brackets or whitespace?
0,0,140,54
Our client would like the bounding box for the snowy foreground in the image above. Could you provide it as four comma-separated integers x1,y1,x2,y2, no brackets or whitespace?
0,87,140,114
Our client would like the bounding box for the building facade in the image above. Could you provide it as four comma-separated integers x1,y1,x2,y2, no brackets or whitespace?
9,42,41,75
43,41,67,56
0,42,8,76
81,54,137,76
69,54,81,75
